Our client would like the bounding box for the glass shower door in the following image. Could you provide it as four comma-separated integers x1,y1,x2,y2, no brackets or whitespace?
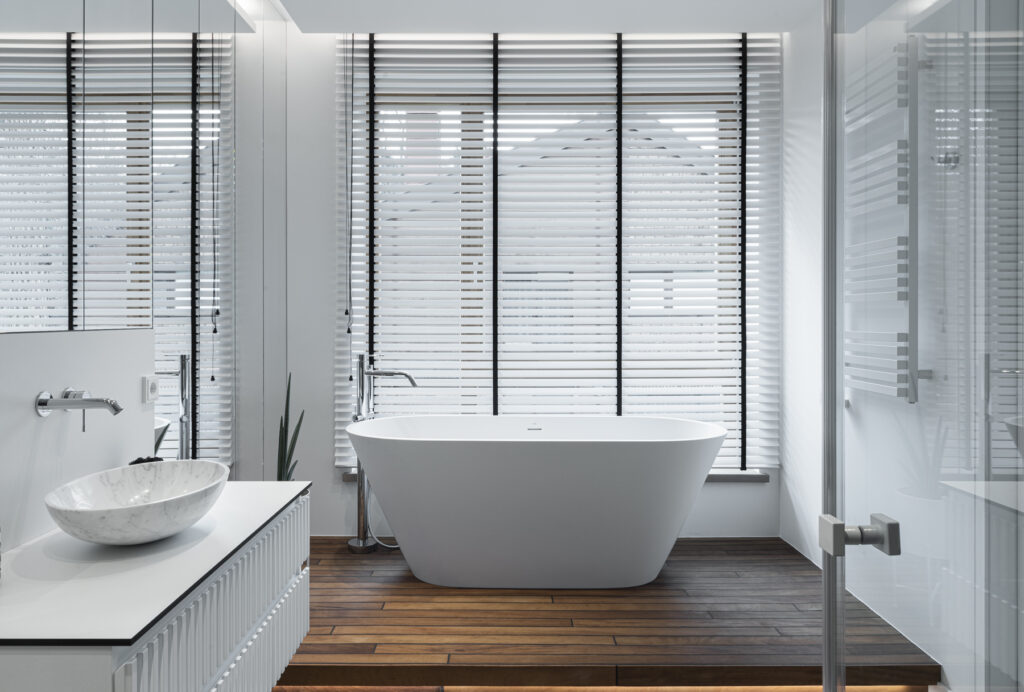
826,0,1023,689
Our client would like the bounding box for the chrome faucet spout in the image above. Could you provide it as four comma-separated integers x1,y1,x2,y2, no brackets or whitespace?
367,370,418,387
353,354,419,422
82,397,123,415
41,398,124,414
35,390,124,417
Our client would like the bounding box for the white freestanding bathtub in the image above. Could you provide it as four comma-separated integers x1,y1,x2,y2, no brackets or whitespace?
346,415,726,589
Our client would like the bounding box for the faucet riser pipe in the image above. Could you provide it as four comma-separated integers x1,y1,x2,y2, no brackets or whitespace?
179,354,191,460
347,460,378,554
348,353,417,554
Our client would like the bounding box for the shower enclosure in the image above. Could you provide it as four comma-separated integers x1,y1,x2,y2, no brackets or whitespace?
825,0,1023,689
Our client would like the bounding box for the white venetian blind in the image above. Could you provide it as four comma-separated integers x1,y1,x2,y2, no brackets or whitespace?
497,35,618,414
73,35,154,329
356,35,495,419
622,34,780,467
742,35,782,468
151,34,235,462
334,35,363,467
150,36,194,454
338,33,782,468
0,35,70,331
741,32,778,464
194,35,235,462
621,35,743,463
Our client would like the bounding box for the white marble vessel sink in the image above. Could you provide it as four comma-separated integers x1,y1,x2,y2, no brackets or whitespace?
44,460,229,545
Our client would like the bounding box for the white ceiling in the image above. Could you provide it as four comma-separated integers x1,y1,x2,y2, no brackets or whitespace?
278,0,818,34
0,0,255,33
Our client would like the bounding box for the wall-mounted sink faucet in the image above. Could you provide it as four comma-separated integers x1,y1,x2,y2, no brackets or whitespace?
36,388,124,431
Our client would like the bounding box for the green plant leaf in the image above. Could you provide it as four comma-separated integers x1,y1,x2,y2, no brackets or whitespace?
154,423,169,455
276,372,304,482
278,413,286,479
286,410,305,473
276,421,282,479
283,373,292,438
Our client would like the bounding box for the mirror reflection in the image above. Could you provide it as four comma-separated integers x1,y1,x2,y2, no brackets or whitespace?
0,0,237,332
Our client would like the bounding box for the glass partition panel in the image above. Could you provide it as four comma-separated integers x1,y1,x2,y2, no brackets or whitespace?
829,0,1023,689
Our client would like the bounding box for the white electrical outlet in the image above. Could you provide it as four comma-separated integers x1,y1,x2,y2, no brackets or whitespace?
142,375,159,403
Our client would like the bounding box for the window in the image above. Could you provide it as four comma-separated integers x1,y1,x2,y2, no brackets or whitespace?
0,33,234,463
337,34,781,468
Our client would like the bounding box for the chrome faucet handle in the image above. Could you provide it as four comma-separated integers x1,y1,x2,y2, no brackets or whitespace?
65,388,89,431
35,388,91,417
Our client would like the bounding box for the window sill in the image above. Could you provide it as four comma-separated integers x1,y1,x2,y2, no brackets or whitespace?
705,469,771,484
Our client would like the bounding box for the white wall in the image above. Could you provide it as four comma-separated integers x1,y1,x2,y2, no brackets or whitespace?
0,330,153,550
232,3,358,537
778,11,826,566
234,2,289,486
0,0,253,33
682,471,780,537
282,24,353,537
279,0,814,33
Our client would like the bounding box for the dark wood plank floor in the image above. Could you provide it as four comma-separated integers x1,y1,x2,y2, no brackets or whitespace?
277,537,939,688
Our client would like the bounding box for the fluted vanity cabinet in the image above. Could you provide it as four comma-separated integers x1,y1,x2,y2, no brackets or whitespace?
0,482,311,692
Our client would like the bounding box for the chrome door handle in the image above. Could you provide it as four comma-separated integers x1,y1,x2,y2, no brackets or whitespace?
819,513,901,557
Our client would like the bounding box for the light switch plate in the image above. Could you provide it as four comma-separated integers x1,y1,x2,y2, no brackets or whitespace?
141,374,159,403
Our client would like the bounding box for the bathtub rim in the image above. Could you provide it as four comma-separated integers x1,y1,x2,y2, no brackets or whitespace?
346,414,728,445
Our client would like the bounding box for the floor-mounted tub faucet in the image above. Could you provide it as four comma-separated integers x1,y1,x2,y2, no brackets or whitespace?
354,353,418,422
349,353,418,554
178,354,191,461
154,354,193,460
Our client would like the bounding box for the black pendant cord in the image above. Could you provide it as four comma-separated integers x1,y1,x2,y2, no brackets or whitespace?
491,33,499,416
739,33,749,471
190,33,200,459
66,33,76,331
367,34,376,364
615,34,623,416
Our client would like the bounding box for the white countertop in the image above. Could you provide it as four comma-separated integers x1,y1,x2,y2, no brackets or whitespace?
942,480,1024,514
0,481,310,645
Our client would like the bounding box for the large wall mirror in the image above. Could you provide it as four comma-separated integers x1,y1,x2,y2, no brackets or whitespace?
0,0,246,332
